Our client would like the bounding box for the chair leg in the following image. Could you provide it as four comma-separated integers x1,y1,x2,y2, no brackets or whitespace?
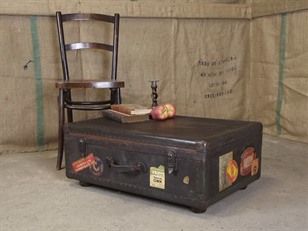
67,108,73,123
56,89,65,170
117,89,121,104
66,90,73,122
113,88,121,104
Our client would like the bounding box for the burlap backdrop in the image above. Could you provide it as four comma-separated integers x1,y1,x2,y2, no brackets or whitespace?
0,2,307,154
250,10,308,143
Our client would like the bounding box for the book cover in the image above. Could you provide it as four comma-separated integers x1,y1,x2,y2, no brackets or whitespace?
102,109,150,123
111,104,152,115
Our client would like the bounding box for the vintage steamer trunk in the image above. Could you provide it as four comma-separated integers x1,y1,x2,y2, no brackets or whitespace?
64,116,262,213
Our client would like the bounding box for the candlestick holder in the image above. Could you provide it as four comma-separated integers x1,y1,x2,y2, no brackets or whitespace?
149,80,159,108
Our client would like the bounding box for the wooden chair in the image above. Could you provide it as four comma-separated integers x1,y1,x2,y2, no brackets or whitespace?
55,11,124,170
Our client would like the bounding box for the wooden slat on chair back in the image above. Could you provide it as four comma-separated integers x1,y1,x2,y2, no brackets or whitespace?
62,13,115,23
56,11,119,81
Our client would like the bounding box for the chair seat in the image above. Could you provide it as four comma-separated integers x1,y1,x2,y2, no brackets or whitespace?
55,80,125,89
63,104,111,110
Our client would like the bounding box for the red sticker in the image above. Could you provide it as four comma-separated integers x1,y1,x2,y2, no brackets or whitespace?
240,147,256,176
226,160,238,183
72,153,96,173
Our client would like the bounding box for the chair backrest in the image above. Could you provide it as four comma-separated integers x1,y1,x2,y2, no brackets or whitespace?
56,11,120,82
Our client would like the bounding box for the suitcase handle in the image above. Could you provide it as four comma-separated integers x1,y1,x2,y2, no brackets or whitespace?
106,157,147,174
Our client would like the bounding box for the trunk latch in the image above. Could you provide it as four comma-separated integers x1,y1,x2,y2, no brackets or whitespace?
167,150,177,175
79,137,87,157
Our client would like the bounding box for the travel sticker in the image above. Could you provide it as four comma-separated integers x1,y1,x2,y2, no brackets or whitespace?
240,147,256,176
251,158,259,176
150,165,165,189
226,160,238,183
89,156,104,176
183,176,190,185
219,151,233,192
72,153,96,173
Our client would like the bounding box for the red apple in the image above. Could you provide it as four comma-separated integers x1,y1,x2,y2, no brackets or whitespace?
151,103,176,120
164,103,176,118
150,105,168,120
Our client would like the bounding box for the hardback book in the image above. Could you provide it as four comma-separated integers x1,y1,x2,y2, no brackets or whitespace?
102,109,150,123
111,104,152,115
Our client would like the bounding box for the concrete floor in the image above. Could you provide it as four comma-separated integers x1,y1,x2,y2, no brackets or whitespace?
0,134,307,231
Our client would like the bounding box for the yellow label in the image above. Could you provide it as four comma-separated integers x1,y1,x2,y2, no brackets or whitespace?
150,165,165,189
251,158,259,176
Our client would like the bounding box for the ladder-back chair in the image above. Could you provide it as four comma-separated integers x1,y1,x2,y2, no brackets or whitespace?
55,11,124,170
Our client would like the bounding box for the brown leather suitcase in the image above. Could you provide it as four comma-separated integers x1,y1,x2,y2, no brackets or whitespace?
64,116,262,213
